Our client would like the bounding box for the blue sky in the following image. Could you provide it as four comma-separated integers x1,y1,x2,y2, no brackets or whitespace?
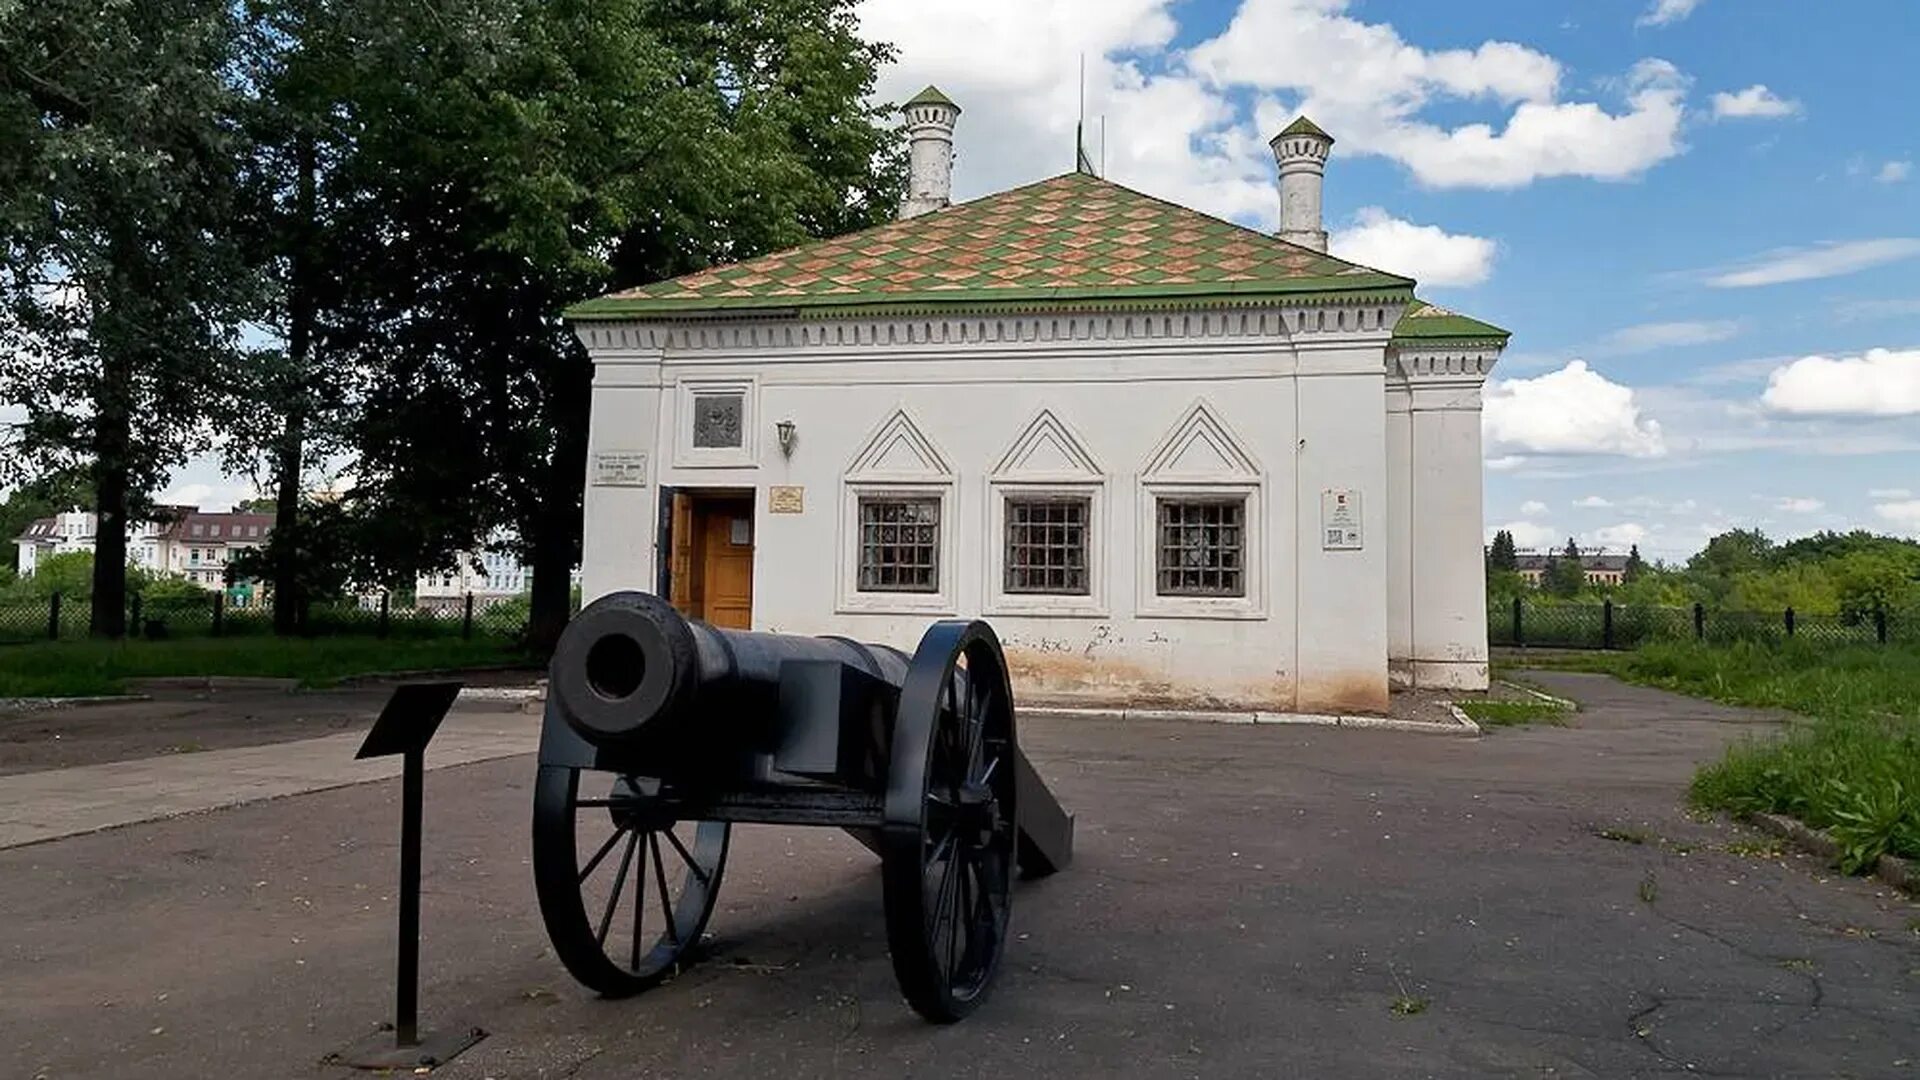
145,0,1920,562
855,0,1920,560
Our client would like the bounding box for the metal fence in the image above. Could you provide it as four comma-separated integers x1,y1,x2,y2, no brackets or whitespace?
1489,596,1920,651
0,590,535,645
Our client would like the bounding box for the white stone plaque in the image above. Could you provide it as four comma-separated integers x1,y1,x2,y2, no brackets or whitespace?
592,451,649,487
1321,489,1362,550
768,486,804,514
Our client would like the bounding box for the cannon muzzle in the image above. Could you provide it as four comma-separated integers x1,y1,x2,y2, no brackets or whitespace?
548,591,907,747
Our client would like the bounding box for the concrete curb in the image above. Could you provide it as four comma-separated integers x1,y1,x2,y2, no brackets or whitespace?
1749,812,1916,894
126,676,300,693
0,694,152,714
1442,703,1485,736
1022,704,1478,736
1498,679,1578,710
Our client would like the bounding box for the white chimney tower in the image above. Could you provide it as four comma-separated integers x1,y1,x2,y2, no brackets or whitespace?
1270,116,1333,252
900,86,961,219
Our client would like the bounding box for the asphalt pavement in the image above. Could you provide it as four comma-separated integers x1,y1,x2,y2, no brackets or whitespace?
3,672,1917,1079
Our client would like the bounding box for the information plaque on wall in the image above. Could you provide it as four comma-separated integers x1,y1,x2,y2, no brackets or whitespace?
591,451,649,487
1321,489,1363,550
768,486,805,514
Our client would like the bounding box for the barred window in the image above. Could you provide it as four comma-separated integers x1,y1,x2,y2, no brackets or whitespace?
857,497,940,593
1005,496,1090,595
1156,498,1246,597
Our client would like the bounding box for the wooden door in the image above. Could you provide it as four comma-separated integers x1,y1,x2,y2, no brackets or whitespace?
668,491,697,616
698,502,754,629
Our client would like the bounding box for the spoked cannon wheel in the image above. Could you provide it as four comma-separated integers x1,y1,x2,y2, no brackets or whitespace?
882,620,1019,1022
532,765,729,996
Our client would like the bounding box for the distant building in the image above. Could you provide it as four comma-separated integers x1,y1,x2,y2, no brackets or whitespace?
414,548,533,613
13,507,273,603
1514,551,1630,588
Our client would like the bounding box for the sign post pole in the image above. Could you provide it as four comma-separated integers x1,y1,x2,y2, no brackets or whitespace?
326,682,486,1072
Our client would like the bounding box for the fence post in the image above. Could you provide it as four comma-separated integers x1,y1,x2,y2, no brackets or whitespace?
462,593,475,640
379,591,391,639
1694,602,1704,641
130,592,144,640
1512,595,1524,646
1784,606,1795,638
48,592,61,641
212,590,225,637
1602,599,1615,650
1876,607,1888,645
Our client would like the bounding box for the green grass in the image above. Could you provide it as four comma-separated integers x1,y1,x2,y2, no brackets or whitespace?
0,636,535,698
1527,641,1920,871
1457,699,1573,728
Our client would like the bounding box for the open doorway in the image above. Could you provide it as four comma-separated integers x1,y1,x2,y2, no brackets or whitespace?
663,490,755,629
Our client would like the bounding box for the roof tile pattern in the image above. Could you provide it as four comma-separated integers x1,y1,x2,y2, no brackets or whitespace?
572,172,1411,319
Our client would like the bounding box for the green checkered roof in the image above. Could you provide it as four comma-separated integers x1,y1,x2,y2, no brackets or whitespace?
566,171,1419,320
1391,299,1510,344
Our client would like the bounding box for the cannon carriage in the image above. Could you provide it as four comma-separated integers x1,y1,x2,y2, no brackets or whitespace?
532,591,1073,1022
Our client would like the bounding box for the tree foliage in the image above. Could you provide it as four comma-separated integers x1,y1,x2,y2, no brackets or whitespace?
311,0,904,648
1543,537,1586,597
1486,529,1517,573
1525,528,1920,617
0,0,259,634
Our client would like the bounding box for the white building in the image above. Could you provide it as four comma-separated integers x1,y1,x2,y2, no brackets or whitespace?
14,507,272,595
415,547,533,612
564,91,1507,713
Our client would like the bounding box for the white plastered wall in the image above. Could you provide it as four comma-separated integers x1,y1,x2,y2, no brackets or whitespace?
1387,343,1501,691
576,304,1400,713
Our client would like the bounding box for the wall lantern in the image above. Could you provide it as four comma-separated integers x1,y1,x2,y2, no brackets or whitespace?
776,419,797,459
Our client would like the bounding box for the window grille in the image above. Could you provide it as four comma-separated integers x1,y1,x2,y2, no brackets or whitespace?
1155,498,1246,597
857,497,940,592
1004,496,1090,594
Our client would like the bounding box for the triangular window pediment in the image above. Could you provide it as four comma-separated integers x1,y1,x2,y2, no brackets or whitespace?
991,409,1101,479
1141,400,1259,479
847,408,951,479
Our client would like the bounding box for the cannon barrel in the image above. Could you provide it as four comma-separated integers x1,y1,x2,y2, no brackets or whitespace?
548,591,910,747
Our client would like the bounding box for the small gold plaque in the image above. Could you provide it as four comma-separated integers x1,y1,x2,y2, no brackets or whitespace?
768,485,804,514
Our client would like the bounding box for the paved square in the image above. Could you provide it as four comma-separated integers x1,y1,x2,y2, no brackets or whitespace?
3,674,1917,1078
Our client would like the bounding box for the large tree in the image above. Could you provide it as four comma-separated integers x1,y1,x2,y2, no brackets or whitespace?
324,0,904,648
0,0,257,635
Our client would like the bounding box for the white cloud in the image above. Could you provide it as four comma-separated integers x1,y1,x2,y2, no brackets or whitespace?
1878,161,1913,184
1869,488,1912,500
1574,495,1614,508
1703,239,1920,288
1187,4,1688,190
1484,361,1667,459
1709,85,1800,120
1596,319,1740,355
858,0,1269,216
1636,0,1704,27
1517,500,1548,517
1761,347,1920,417
1836,297,1920,323
1876,500,1920,536
1585,523,1649,549
1488,520,1560,550
1774,497,1824,513
1328,207,1496,287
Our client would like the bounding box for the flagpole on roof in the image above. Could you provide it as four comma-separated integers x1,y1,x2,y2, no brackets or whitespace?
1075,54,1097,176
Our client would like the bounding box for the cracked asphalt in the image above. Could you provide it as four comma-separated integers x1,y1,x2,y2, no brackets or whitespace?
4,671,1918,1078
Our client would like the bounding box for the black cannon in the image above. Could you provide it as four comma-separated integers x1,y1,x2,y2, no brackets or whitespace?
532,591,1073,1022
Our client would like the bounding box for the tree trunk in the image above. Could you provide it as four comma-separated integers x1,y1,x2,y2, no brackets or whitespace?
89,356,132,638
272,132,317,635
524,364,590,655
524,457,580,656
